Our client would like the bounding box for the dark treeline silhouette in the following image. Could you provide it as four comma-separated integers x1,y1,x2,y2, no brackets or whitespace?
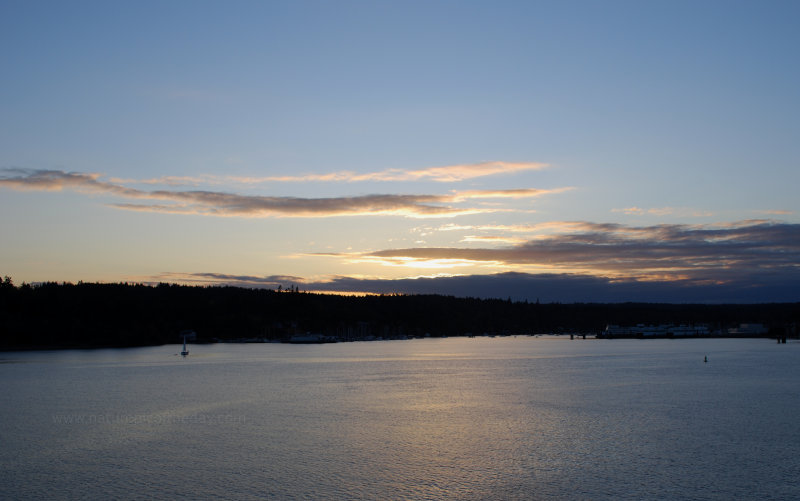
1,277,798,349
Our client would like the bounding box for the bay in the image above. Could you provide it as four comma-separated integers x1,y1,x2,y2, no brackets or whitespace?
1,337,798,500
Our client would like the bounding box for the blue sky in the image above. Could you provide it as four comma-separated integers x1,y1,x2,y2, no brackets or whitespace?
1,0,798,302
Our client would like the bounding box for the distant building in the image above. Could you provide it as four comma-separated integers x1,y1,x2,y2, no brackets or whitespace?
726,323,768,336
602,324,710,338
287,334,337,344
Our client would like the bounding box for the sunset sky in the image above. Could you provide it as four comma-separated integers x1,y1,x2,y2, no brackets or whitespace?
2,1,798,302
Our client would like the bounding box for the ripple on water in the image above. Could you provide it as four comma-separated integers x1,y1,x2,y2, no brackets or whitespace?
0,338,799,500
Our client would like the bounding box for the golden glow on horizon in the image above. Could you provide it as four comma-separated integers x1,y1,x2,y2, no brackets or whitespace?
357,256,503,270
303,290,380,297
460,235,529,244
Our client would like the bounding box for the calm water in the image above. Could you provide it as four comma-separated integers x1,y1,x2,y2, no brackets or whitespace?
1,337,799,500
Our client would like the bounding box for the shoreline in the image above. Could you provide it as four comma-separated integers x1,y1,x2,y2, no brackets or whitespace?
2,333,794,353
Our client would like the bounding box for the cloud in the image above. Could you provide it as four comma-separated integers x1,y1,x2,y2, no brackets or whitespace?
354,220,800,282
0,168,565,218
372,161,549,182
314,272,800,303
612,206,717,218
108,174,225,187
107,161,548,186
452,187,572,201
112,192,487,218
759,209,794,215
460,235,529,244
0,169,143,197
150,219,800,302
613,206,675,216
434,221,650,235
154,270,800,303
256,161,549,183
153,272,304,288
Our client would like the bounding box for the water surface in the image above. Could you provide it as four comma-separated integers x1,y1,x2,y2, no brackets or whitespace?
1,337,798,499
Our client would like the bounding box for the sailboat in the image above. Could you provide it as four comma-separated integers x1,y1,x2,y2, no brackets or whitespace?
181,336,189,357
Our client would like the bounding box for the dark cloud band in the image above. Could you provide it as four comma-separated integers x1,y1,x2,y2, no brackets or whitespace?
159,270,800,303
364,220,800,280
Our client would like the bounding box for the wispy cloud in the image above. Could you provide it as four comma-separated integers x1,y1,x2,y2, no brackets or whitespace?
0,169,148,197
0,169,565,218
612,206,715,218
758,209,794,215
259,161,548,183
613,206,675,216
108,174,226,187
429,220,681,243
110,161,548,186
428,221,603,238
460,235,529,244
452,187,572,201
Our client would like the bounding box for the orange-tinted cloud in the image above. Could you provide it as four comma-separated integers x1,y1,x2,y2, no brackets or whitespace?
759,209,793,215
261,161,548,183
452,187,572,201
109,161,548,186
613,206,675,216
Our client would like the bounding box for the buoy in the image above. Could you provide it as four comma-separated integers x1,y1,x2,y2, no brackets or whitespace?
704,356,708,363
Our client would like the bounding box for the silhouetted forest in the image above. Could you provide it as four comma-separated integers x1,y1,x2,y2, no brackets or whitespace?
1,277,798,349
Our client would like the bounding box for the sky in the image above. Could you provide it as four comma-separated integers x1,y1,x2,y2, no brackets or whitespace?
1,0,799,303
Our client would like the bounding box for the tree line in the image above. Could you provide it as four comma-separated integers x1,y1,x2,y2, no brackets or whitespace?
1,277,798,349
